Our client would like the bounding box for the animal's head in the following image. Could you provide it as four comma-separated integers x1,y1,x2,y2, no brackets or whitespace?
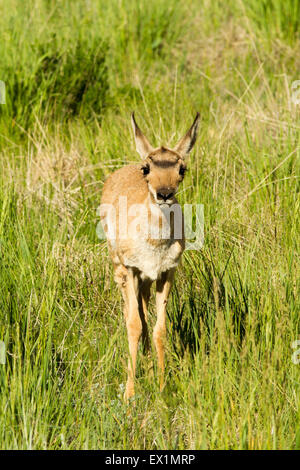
131,112,199,206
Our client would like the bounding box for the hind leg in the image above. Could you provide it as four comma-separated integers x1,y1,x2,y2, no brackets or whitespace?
154,269,175,391
138,278,152,354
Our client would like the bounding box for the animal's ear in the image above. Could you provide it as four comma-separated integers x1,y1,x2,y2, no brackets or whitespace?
174,113,200,158
131,112,154,159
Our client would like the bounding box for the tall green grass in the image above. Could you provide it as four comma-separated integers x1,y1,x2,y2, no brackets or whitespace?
0,0,299,449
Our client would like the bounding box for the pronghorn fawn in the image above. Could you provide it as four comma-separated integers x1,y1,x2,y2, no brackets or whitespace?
100,113,199,400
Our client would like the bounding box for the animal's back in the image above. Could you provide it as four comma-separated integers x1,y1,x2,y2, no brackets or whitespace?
101,164,148,207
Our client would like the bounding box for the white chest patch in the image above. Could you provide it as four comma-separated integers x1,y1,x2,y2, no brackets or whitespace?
123,238,183,281
123,200,184,280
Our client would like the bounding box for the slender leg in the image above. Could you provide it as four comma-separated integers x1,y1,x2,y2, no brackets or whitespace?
154,268,175,391
114,264,142,400
138,279,152,354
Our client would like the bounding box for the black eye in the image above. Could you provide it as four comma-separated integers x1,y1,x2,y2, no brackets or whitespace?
142,165,150,176
179,165,186,176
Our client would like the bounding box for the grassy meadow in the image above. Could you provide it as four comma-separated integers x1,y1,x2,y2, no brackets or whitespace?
0,0,299,449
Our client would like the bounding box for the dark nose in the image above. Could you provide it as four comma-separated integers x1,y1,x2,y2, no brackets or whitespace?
157,188,174,201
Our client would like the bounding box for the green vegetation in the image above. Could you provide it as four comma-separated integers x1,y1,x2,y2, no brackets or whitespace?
0,0,299,449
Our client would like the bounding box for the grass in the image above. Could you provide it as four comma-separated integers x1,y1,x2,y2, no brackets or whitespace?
0,0,299,449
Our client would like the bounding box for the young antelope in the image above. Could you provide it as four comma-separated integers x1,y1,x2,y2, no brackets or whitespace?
100,113,199,399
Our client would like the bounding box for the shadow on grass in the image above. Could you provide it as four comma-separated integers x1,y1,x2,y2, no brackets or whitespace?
168,249,249,357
